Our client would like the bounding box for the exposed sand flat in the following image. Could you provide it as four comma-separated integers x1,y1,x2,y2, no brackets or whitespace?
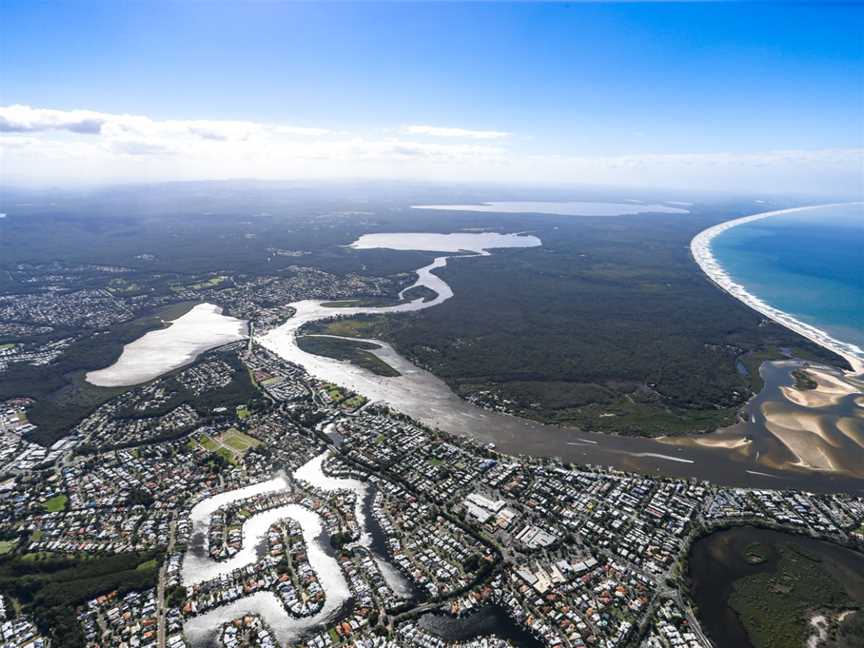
747,363,864,478
761,403,845,448
781,385,840,409
808,366,864,393
781,366,864,409
759,395,864,477
658,432,752,452
763,418,841,473
691,436,751,451
837,417,864,447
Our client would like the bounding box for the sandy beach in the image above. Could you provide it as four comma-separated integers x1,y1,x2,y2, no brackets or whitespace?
687,205,864,477
690,202,864,375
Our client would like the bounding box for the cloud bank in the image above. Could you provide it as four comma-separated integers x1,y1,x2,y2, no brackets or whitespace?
1,104,861,196
400,124,510,140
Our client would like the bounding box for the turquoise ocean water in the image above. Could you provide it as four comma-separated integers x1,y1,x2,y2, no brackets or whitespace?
710,203,864,354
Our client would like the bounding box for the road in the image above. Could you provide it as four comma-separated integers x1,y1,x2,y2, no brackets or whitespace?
156,518,178,648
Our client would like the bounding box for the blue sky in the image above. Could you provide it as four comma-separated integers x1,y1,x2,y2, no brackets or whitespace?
1,1,862,194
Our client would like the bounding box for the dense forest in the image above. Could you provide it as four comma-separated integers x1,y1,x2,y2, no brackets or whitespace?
0,550,161,647
311,204,844,436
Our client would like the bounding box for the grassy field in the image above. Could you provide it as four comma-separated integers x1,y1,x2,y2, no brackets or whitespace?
216,447,236,464
342,394,368,411
325,384,345,403
219,428,260,452
106,278,145,295
0,539,18,555
322,297,401,308
135,558,158,571
171,275,228,292
192,429,258,465
310,318,389,340
198,434,219,451
42,494,68,513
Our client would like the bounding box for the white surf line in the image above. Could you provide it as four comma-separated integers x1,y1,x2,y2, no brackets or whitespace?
746,470,784,478
627,452,695,464
691,202,864,376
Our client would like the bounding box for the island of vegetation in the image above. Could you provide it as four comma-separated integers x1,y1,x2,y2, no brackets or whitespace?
296,335,401,377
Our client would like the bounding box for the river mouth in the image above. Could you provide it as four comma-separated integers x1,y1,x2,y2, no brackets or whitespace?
686,526,864,648
260,232,864,494
658,359,864,481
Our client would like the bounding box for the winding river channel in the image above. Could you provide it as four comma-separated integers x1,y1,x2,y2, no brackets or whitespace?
259,232,864,495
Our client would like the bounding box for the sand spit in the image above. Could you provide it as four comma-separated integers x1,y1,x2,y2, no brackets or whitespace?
690,202,864,376
660,433,752,452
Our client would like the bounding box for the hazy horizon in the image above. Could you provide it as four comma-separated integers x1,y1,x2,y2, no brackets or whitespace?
2,2,863,196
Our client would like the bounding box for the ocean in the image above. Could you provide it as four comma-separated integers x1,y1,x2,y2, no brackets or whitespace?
709,202,864,357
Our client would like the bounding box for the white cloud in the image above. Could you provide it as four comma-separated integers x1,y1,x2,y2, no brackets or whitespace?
1,104,861,196
400,124,511,140
0,105,110,134
0,105,329,142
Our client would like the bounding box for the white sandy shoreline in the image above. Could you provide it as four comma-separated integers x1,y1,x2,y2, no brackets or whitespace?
690,202,864,375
